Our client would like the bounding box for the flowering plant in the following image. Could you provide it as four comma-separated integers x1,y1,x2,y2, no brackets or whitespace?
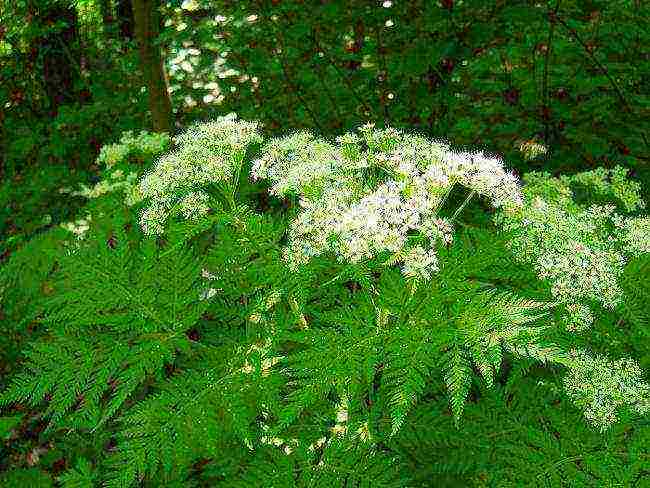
1,118,648,486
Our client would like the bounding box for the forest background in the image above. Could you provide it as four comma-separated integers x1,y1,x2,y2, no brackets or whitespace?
0,0,649,486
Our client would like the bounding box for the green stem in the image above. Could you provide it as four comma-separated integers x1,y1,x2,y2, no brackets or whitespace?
451,190,476,222
225,192,237,211
398,284,415,325
435,182,455,215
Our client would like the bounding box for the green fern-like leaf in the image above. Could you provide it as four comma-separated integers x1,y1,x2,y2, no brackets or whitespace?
382,320,440,436
442,340,472,427
0,229,209,432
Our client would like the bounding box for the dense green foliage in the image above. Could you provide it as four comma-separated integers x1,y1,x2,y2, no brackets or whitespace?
1,1,649,487
167,1,650,178
1,118,649,486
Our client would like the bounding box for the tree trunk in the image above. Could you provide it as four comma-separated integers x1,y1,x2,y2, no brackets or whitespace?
33,2,80,116
117,0,134,40
99,0,113,26
132,0,173,133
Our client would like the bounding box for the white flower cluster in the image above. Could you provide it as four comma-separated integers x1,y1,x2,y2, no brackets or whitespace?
64,169,143,206
96,130,170,169
60,214,92,240
400,246,439,282
536,238,625,309
138,115,262,235
180,0,199,10
563,349,650,432
251,131,344,197
498,170,649,312
178,191,211,220
614,215,650,256
330,396,350,437
567,166,645,212
518,139,547,161
253,124,523,281
441,149,524,209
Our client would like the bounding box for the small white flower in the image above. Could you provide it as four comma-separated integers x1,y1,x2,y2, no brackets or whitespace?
181,0,199,11
336,406,348,423
179,191,210,220
201,268,217,280
401,246,439,281
199,288,220,301
308,437,328,451
248,313,263,324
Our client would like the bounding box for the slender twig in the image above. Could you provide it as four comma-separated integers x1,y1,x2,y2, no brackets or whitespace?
272,26,325,134
312,31,374,119
542,0,562,144
554,13,649,149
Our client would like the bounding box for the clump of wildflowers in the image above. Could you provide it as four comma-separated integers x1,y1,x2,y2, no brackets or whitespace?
400,246,439,282
60,130,172,211
64,169,143,205
138,115,262,235
60,214,92,240
497,168,649,313
253,123,523,281
96,130,171,169
614,215,650,256
518,139,548,161
563,350,650,432
565,166,645,212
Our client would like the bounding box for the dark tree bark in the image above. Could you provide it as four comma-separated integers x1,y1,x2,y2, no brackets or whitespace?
99,0,113,25
32,2,80,116
117,0,134,40
132,0,173,133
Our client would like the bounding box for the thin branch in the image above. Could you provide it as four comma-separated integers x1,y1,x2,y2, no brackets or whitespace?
554,12,649,149
542,0,562,144
272,25,325,134
312,31,374,119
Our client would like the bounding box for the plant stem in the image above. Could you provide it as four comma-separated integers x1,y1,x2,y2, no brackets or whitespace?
451,190,476,221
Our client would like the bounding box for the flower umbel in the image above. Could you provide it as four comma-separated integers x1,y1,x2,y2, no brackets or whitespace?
254,124,523,281
139,115,262,235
